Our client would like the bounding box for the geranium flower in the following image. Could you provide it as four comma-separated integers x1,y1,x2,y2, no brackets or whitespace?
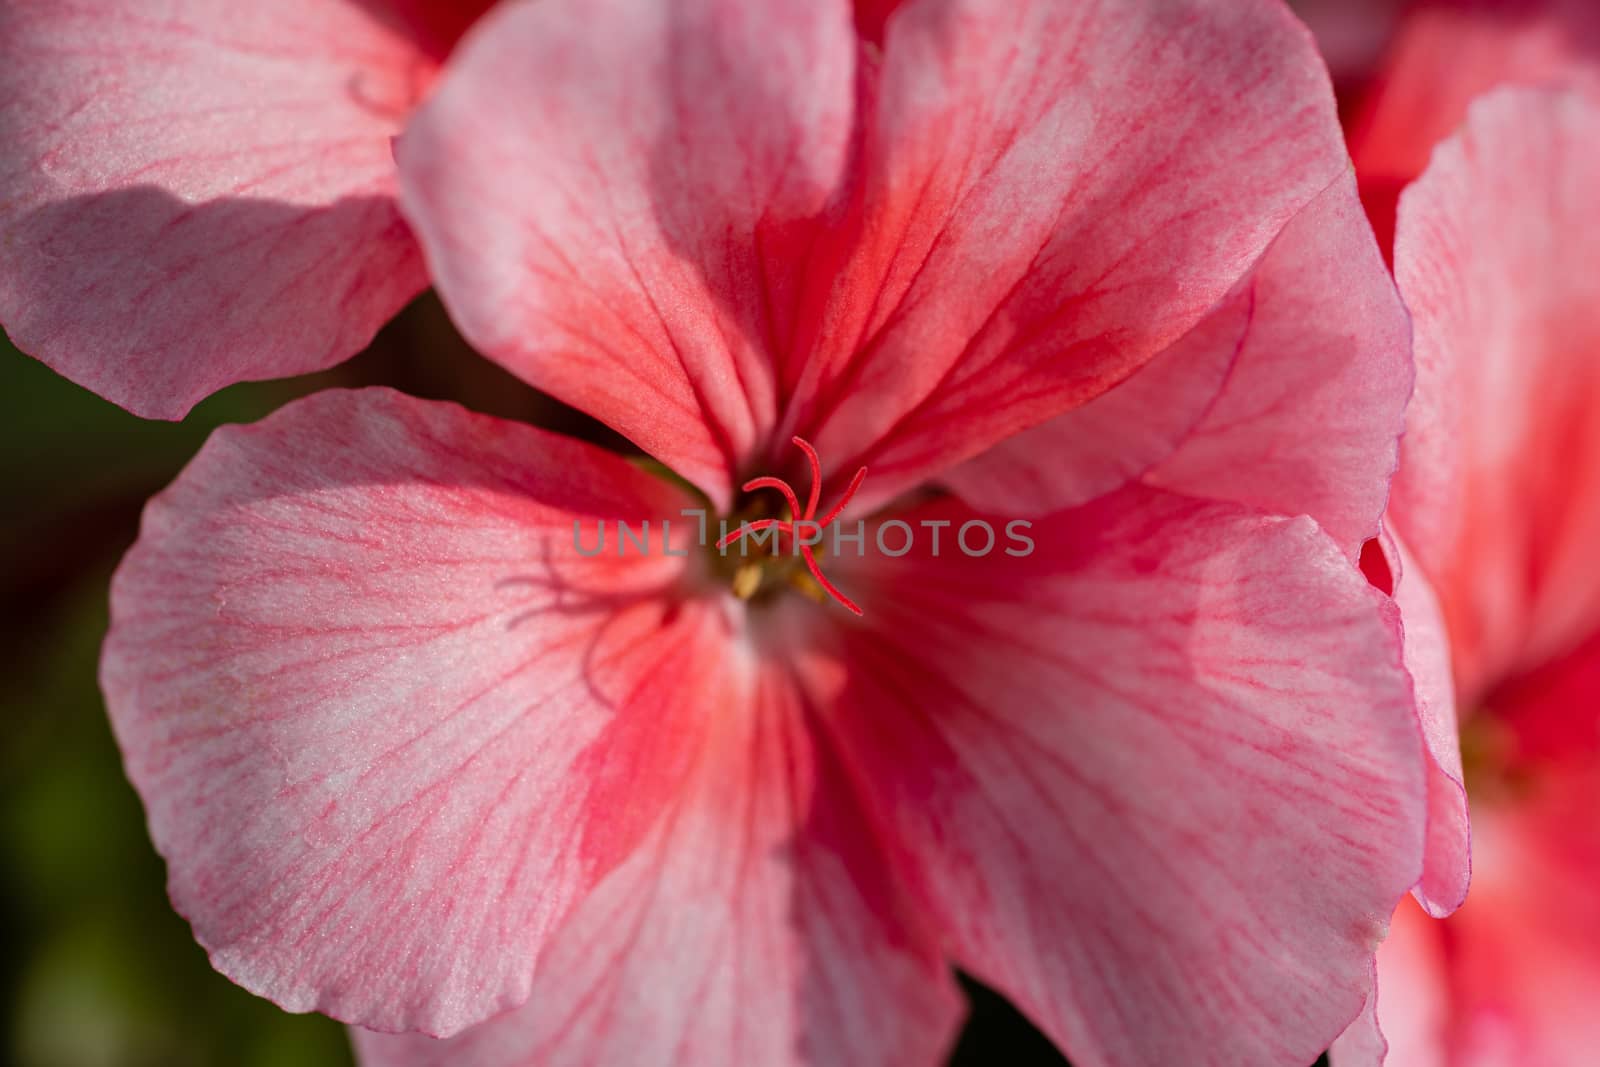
95,1,1445,1063
1342,0,1599,253
1330,86,1600,1065
0,0,495,417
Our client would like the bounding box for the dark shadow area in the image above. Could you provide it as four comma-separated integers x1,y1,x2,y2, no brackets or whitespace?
347,0,499,62
949,973,1071,1067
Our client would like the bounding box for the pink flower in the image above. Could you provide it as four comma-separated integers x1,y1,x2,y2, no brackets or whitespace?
1330,86,1600,1065
1342,0,1600,253
95,1,1442,1063
0,0,495,417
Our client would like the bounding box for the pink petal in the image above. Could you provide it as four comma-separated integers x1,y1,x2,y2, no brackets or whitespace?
100,388,728,1036
1336,644,1600,1067
0,1,487,418
1325,965,1389,1067
1351,764,1600,1066
1389,87,1600,700
397,0,1351,508
935,278,1244,516
1143,173,1412,557
943,170,1412,553
1350,0,1600,216
1491,624,1600,766
353,679,962,1067
1376,531,1471,917
781,0,1355,505
396,0,860,509
802,486,1427,1065
1451,769,1600,1064
1328,899,1450,1067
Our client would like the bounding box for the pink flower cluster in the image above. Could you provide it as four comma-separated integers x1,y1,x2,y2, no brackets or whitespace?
0,0,1595,1063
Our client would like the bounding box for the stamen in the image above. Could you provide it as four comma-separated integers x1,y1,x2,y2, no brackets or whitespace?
792,437,824,519
815,464,866,527
740,475,802,521
717,516,791,550
731,562,764,600
801,543,863,615
713,436,868,615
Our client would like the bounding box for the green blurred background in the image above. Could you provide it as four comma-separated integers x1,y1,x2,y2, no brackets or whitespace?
0,292,608,1067
1,343,358,1066
0,298,1088,1067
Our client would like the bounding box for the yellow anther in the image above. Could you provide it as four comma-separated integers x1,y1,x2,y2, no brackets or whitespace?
731,562,764,601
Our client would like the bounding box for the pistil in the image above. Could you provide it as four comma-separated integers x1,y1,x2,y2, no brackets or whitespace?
716,436,867,615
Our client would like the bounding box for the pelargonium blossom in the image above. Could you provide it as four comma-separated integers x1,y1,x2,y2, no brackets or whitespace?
97,1,1449,1064
1342,0,1600,253
0,0,495,417
1330,86,1600,1067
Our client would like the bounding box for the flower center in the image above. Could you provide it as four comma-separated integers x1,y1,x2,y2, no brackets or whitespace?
1458,709,1536,805
712,436,866,616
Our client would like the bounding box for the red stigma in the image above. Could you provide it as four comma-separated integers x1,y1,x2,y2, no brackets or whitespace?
716,437,867,616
